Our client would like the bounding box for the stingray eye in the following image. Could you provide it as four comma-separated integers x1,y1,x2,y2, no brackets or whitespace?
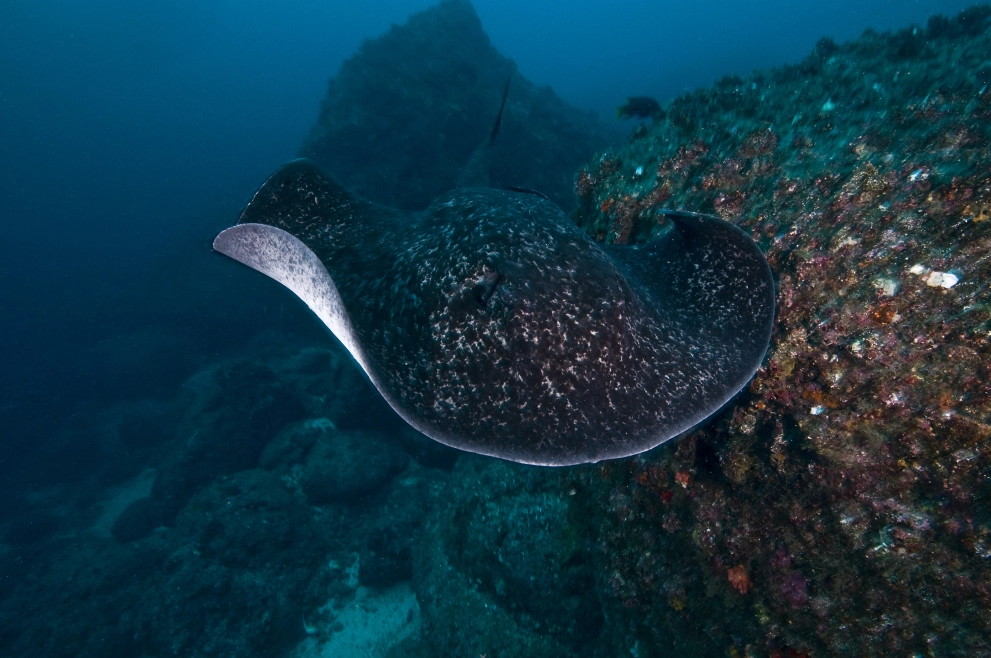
473,269,501,307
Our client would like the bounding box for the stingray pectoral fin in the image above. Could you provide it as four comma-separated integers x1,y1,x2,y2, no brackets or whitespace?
212,223,373,377
604,209,775,431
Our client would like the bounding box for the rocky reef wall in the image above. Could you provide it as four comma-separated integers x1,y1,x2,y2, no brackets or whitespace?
568,6,991,656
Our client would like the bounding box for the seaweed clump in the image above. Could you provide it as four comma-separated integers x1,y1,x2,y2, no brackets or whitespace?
569,5,991,656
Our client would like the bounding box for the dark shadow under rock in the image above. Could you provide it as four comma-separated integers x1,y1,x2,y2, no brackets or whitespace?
110,495,163,543
392,424,460,471
299,0,617,213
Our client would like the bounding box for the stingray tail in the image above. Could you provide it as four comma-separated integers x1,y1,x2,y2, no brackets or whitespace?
457,76,511,189
489,76,511,145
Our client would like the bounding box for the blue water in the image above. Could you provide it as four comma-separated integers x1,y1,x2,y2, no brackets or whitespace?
0,1,980,655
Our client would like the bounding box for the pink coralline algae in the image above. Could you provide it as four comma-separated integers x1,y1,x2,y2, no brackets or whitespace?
779,571,808,609
568,6,991,658
769,547,792,570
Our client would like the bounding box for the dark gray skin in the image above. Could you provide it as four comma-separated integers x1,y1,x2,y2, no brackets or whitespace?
215,159,774,466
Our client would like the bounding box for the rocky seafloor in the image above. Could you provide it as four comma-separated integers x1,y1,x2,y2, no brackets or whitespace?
2,3,991,658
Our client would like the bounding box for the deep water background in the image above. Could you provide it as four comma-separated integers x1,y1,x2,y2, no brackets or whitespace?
0,0,976,488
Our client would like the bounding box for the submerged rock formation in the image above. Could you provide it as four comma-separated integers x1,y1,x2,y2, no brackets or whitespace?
299,0,617,212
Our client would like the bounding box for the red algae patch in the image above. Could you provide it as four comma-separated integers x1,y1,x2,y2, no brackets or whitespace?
726,565,752,595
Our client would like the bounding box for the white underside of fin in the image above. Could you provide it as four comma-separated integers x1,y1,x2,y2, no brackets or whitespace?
213,223,374,379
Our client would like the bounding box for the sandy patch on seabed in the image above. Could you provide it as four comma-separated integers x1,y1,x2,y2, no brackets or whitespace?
293,581,421,658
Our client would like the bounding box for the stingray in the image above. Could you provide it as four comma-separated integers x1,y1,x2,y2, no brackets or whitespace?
214,109,774,467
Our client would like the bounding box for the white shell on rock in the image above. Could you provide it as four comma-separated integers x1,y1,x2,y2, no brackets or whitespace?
925,271,959,289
